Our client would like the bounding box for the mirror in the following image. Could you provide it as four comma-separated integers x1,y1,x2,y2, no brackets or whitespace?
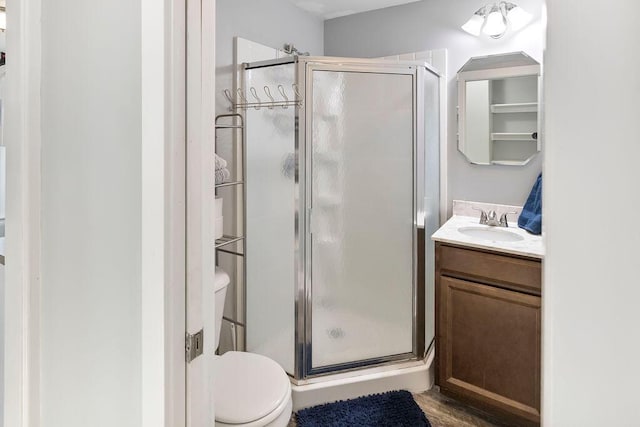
457,52,541,166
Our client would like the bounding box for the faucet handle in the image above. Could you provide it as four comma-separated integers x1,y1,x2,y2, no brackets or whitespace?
499,211,519,227
472,207,488,225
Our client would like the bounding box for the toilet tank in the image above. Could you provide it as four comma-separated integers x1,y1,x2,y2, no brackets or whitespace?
214,267,231,351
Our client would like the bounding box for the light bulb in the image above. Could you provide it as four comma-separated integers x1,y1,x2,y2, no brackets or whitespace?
482,7,507,38
462,14,484,36
507,6,532,31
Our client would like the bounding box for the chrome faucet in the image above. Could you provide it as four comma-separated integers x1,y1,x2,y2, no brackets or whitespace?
473,208,518,227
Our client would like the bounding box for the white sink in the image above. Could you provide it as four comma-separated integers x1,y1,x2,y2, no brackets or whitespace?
458,226,524,242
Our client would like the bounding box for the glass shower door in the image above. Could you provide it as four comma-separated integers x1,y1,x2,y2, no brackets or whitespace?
245,63,297,375
309,68,416,371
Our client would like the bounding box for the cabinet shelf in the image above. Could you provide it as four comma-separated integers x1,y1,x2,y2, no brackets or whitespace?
491,132,537,141
215,124,244,129
214,113,247,352
215,235,244,249
491,160,528,166
215,180,244,189
490,102,537,114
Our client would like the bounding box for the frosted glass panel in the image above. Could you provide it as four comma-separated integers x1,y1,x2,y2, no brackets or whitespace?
245,63,295,375
311,71,414,368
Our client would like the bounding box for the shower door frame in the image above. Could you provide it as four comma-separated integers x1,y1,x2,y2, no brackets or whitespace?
296,58,427,380
242,56,435,381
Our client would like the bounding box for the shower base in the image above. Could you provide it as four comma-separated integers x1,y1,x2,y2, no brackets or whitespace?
291,346,435,411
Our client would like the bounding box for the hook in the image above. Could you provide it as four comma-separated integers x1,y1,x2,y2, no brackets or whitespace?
292,83,303,105
277,85,289,109
224,89,235,105
236,88,248,105
263,86,275,109
249,87,261,110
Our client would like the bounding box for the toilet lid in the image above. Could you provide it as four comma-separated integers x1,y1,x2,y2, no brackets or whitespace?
213,351,290,424
214,267,230,292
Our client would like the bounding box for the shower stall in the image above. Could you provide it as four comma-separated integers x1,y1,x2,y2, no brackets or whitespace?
236,56,440,382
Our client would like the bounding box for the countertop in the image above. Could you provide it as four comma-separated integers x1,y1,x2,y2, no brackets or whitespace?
431,215,544,259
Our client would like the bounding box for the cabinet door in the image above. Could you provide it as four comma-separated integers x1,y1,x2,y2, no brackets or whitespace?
438,276,541,424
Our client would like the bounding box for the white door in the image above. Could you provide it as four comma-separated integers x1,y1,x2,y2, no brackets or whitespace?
186,0,216,425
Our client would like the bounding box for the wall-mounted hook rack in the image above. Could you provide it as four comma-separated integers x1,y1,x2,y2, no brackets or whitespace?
223,83,303,111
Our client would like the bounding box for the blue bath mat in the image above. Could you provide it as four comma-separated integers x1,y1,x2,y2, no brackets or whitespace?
296,390,431,427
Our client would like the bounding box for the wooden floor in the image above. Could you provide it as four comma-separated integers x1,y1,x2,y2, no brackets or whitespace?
413,387,512,427
288,387,511,426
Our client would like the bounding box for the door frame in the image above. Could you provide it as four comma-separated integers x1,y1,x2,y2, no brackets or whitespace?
185,0,216,425
5,0,213,425
141,0,189,425
299,61,426,378
5,0,42,424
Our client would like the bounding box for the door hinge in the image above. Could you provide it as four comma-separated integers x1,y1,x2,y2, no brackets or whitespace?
186,329,204,363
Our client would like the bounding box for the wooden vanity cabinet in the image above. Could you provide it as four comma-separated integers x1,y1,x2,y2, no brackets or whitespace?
435,243,542,426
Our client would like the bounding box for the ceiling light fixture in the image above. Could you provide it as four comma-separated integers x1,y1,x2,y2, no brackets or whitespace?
462,2,532,39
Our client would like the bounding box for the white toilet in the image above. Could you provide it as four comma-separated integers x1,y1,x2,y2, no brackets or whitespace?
213,268,293,427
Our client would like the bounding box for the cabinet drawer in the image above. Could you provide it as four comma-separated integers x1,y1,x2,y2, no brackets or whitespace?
437,244,541,295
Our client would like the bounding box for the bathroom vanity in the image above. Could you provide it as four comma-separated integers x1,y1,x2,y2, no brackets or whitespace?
432,212,543,426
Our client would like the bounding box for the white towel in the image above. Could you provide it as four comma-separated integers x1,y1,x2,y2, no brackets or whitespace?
215,168,231,185
215,153,228,171
215,155,227,171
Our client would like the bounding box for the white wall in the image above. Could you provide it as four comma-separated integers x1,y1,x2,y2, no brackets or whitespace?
0,30,5,225
0,147,5,222
543,1,640,425
324,0,544,214
465,80,491,164
0,47,5,220
40,0,142,425
0,263,3,425
215,0,324,115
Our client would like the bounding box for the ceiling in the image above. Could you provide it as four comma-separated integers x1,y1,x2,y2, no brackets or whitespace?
289,0,422,20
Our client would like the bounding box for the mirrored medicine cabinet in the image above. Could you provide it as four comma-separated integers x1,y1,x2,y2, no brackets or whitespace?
457,52,541,166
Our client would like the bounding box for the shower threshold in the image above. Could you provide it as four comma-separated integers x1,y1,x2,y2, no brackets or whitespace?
291,346,435,411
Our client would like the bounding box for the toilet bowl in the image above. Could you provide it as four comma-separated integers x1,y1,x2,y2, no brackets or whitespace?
214,268,292,427
214,352,293,427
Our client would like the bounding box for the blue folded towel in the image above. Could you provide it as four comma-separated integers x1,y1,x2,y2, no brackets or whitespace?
518,173,542,235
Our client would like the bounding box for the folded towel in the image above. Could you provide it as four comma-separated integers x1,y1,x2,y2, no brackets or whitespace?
518,173,542,235
215,153,228,171
215,168,230,185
